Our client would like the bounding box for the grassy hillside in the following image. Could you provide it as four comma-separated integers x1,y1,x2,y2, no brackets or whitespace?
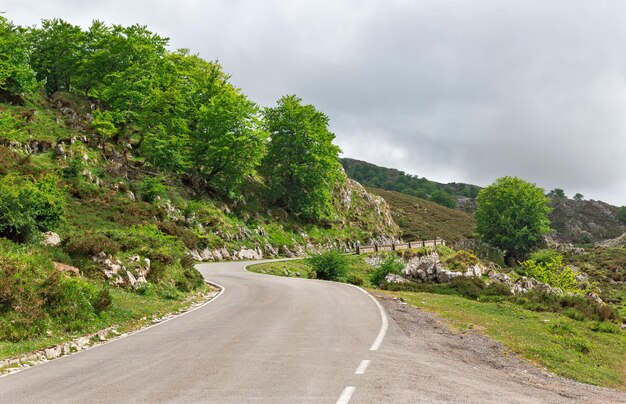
0,13,403,360
341,158,480,209
365,187,475,242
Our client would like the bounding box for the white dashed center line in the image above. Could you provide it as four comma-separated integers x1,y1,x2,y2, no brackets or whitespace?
336,386,356,404
354,359,371,375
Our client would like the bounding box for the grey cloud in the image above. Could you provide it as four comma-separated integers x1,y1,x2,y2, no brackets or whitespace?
4,0,626,204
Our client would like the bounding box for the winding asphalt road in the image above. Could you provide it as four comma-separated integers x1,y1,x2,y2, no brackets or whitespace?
1,260,623,403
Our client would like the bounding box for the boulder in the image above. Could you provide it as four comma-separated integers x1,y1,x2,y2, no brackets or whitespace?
42,231,61,247
385,273,410,284
53,262,80,276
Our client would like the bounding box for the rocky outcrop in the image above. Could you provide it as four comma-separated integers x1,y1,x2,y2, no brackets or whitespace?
548,197,625,244
401,253,485,283
597,232,626,247
92,253,150,288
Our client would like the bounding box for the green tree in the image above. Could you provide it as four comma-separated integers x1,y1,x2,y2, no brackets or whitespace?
475,176,552,265
0,16,37,94
548,188,566,198
262,95,342,222
618,206,626,224
191,84,268,197
573,193,584,201
430,190,457,209
29,18,85,93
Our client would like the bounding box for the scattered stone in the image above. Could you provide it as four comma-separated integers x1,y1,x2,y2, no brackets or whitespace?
53,262,80,276
42,231,61,246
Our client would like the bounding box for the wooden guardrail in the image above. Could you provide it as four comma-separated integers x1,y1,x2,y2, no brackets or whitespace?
356,238,445,254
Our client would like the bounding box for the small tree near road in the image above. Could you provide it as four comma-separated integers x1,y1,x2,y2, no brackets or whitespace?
475,176,552,265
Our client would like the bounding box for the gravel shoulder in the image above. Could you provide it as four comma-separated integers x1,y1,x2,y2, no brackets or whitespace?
359,295,626,403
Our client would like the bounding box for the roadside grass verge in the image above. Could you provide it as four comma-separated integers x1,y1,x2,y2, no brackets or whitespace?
0,284,212,361
383,290,626,389
248,254,376,288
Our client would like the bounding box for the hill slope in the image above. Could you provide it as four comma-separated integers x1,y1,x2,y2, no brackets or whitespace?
548,197,625,244
366,187,475,242
341,158,481,209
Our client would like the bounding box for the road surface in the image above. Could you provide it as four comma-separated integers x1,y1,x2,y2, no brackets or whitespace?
0,260,623,403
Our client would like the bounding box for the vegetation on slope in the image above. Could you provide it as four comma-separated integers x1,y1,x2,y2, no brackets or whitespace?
366,187,475,242
341,157,480,209
0,13,399,357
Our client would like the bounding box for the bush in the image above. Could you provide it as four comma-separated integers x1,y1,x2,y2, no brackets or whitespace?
307,250,348,281
449,276,485,299
0,241,111,340
138,176,167,203
528,249,560,265
481,282,512,297
370,255,405,287
346,274,364,286
520,255,580,294
0,173,65,243
64,231,120,256
589,321,621,334
158,221,199,249
444,250,479,272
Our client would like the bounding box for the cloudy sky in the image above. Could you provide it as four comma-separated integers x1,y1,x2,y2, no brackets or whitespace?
4,0,626,205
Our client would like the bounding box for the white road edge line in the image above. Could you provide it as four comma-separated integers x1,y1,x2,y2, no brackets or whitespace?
243,261,389,352
336,386,356,404
0,279,226,380
354,359,370,375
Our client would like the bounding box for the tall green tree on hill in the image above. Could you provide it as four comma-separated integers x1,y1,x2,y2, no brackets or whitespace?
475,176,552,265
262,95,342,222
0,16,37,95
29,18,85,94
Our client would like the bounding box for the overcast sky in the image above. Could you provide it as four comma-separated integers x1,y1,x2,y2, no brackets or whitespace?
4,0,626,205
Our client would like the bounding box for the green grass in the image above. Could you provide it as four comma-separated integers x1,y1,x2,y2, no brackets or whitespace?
365,187,475,242
0,284,212,360
248,255,375,287
385,290,626,389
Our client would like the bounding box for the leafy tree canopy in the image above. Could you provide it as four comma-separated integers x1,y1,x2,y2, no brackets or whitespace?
475,176,552,264
262,95,342,222
0,16,38,94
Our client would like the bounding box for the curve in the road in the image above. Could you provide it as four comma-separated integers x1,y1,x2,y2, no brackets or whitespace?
0,260,386,404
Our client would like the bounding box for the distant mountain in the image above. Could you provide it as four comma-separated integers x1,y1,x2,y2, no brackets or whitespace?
340,158,481,210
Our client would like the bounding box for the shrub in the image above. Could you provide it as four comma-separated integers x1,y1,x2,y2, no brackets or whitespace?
0,173,65,243
62,157,83,178
589,321,621,334
346,274,364,286
449,276,485,299
45,276,99,331
444,250,478,272
93,287,112,313
481,282,512,297
370,255,405,286
307,250,348,281
138,176,167,203
158,221,199,249
64,231,120,256
520,255,580,294
528,249,560,265
0,241,111,340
